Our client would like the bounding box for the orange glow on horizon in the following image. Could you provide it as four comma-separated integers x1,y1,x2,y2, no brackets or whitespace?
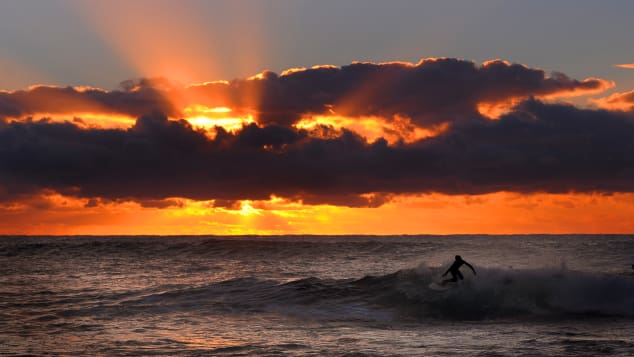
3,191,634,235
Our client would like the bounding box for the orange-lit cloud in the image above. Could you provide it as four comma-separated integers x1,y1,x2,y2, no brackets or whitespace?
295,114,447,144
476,97,525,119
2,58,634,235
1,59,610,129
591,90,634,111
0,81,178,118
474,61,613,119
3,98,634,213
615,63,634,69
11,112,136,129
183,105,256,134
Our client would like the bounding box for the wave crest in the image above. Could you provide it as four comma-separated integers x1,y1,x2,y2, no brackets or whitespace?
100,265,634,322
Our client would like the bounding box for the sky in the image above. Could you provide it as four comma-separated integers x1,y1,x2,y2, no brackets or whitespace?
1,0,634,235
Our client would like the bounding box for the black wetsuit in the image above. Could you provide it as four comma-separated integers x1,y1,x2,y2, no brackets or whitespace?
442,258,475,283
446,261,465,281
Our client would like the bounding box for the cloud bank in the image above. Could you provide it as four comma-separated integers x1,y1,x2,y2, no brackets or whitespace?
0,79,178,118
1,58,609,127
2,98,634,206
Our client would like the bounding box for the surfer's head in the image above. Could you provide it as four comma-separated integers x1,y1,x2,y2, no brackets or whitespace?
455,255,462,261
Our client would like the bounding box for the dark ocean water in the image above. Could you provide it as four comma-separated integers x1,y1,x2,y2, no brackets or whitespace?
1,235,633,356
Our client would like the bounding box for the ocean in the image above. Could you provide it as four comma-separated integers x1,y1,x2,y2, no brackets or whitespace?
1,235,633,356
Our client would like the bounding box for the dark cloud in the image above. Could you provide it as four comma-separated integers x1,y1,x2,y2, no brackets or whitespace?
137,198,185,209
0,80,178,118
2,100,634,207
0,59,609,127
188,59,609,126
417,99,634,194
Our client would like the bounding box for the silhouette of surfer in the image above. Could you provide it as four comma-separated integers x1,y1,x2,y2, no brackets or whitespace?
441,255,476,285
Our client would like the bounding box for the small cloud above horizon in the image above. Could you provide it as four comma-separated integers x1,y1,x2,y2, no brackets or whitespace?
614,63,634,69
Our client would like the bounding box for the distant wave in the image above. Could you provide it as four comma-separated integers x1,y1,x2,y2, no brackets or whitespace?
0,236,409,258
60,264,634,322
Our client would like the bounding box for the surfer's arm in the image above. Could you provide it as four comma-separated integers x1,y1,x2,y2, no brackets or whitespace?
442,267,450,277
465,262,476,275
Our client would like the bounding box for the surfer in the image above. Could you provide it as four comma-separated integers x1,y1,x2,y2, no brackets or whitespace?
441,255,476,285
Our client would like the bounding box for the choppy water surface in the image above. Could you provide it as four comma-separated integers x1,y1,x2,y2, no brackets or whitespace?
1,235,633,356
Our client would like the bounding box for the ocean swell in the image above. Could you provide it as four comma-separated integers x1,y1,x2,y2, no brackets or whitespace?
78,265,634,322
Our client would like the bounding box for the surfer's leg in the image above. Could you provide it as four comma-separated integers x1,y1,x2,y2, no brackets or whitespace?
442,271,458,284
456,271,464,280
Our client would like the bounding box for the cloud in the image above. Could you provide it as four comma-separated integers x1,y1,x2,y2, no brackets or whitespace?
187,58,610,126
615,63,634,69
2,100,634,207
0,59,610,128
0,79,179,118
592,90,634,111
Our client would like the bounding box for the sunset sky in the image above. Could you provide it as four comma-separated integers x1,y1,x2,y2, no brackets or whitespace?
2,0,634,235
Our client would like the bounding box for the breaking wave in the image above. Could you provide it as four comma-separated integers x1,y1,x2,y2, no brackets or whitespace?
66,264,634,322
